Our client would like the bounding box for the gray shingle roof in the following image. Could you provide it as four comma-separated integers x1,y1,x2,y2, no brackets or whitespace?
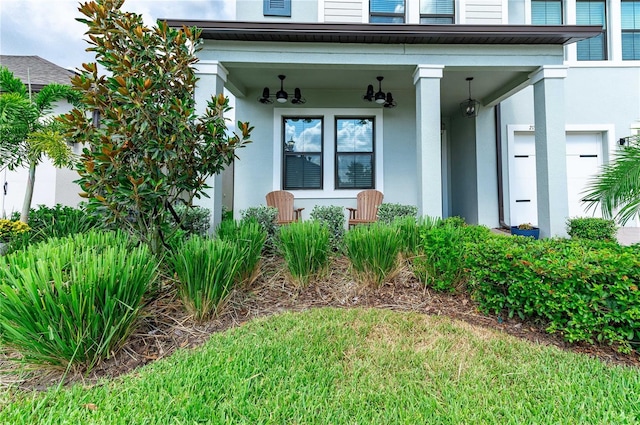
0,55,76,91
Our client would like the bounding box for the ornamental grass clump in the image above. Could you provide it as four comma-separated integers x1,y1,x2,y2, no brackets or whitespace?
0,231,157,370
345,223,402,287
216,219,266,285
277,221,330,287
168,236,243,321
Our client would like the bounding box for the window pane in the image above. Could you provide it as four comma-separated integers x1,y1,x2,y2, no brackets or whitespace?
421,17,454,24
622,1,640,29
576,1,606,60
577,33,606,60
420,0,454,15
622,32,640,59
283,118,322,153
337,155,374,189
336,118,373,153
531,0,562,24
370,16,404,23
371,0,405,14
283,117,322,190
576,0,605,26
284,154,322,189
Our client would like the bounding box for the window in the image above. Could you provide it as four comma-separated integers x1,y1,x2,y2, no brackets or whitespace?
576,0,607,60
420,0,455,24
335,118,375,189
283,118,323,190
370,0,405,23
531,0,562,24
622,0,640,60
263,0,291,17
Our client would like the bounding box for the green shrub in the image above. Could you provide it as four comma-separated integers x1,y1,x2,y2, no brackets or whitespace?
414,224,491,292
467,237,640,352
168,236,243,321
217,219,266,285
567,217,617,242
310,205,345,252
241,205,279,252
345,223,402,287
277,221,330,287
439,216,466,228
377,203,418,225
168,204,211,236
0,231,157,369
8,204,101,252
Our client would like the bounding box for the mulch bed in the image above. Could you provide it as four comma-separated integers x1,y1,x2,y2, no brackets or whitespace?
2,255,639,391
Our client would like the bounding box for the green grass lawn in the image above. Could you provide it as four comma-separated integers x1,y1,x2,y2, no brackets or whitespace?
1,307,639,424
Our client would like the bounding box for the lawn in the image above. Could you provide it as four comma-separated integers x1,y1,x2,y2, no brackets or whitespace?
1,307,639,424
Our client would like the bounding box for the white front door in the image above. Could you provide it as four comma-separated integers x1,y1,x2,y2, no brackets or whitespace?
509,131,603,226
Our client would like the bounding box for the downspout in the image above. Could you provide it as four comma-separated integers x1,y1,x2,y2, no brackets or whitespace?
495,103,509,229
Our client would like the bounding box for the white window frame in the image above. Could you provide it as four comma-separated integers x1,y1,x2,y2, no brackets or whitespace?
272,108,384,199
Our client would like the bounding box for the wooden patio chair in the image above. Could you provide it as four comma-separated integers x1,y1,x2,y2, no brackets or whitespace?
265,190,304,225
346,189,384,228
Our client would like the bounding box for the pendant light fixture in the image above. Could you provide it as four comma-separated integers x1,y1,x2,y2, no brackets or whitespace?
460,77,480,118
258,75,306,105
363,76,396,108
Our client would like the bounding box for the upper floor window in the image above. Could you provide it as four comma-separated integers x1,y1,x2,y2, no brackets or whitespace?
264,0,291,17
335,118,375,189
420,0,455,24
370,0,406,23
531,0,563,24
283,118,323,190
622,0,640,60
576,0,607,60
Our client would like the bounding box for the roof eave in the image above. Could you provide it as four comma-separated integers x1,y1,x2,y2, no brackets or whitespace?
164,20,602,46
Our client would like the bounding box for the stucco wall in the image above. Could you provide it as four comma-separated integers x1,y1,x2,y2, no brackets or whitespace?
232,87,418,218
499,66,640,225
449,114,479,223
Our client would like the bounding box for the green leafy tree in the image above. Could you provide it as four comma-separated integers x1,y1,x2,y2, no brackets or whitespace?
0,67,79,223
583,136,640,225
60,0,252,254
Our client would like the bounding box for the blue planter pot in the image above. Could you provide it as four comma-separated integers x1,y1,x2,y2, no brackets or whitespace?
510,226,540,240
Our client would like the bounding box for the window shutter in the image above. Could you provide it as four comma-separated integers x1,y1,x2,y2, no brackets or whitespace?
264,0,291,17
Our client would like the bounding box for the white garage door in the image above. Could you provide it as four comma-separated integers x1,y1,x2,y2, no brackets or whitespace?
509,132,602,226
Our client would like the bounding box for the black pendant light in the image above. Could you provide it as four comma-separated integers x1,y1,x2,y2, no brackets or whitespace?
460,77,480,118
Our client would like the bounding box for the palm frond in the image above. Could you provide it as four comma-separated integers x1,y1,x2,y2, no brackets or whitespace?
27,128,75,168
34,84,82,114
0,67,27,97
582,144,640,225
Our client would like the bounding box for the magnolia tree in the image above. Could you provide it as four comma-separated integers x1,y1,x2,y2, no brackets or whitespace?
61,0,252,254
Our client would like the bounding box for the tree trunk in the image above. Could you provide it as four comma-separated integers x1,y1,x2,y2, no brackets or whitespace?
20,160,36,223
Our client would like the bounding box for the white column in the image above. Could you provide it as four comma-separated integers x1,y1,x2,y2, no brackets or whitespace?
530,66,569,238
413,65,444,218
194,60,228,232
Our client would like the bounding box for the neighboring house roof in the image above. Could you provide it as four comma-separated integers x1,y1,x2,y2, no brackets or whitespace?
0,55,76,91
164,21,602,46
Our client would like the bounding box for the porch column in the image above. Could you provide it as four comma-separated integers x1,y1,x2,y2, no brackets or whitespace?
530,65,569,238
194,61,227,232
413,65,444,217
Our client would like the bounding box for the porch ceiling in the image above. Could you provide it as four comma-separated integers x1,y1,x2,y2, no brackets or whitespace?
222,64,532,117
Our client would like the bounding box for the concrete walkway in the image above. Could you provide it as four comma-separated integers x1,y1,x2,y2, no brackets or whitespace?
491,226,640,245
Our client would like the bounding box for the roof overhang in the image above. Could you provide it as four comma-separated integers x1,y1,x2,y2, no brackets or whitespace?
165,20,602,46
